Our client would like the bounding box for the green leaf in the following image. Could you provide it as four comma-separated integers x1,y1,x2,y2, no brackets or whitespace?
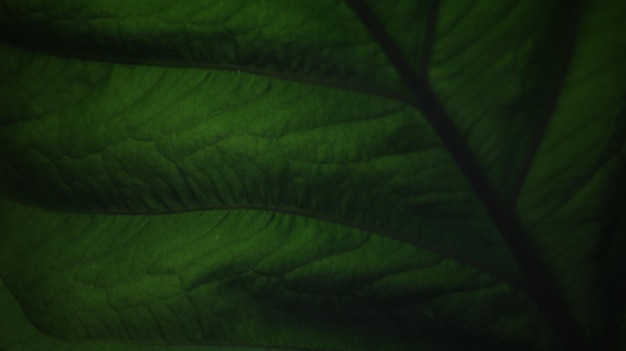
0,1,624,350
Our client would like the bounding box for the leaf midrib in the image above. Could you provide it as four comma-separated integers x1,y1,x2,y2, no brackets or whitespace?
342,0,587,350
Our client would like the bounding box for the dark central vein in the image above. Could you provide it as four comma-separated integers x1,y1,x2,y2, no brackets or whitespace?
342,0,587,350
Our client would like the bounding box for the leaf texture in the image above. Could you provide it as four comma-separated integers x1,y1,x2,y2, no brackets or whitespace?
0,1,624,350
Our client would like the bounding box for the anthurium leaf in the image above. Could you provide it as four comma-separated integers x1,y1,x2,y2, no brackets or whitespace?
0,1,624,351
0,43,531,351
0,42,517,280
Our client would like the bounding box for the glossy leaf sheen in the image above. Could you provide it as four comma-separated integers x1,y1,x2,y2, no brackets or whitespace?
0,1,624,351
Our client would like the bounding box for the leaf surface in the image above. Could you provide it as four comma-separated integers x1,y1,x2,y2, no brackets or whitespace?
0,1,624,350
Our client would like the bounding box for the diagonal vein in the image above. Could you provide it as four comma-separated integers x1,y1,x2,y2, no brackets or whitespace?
342,0,587,350
508,0,584,202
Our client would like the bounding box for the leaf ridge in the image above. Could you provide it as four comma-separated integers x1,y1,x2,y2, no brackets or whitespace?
0,42,413,108
1,197,517,287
